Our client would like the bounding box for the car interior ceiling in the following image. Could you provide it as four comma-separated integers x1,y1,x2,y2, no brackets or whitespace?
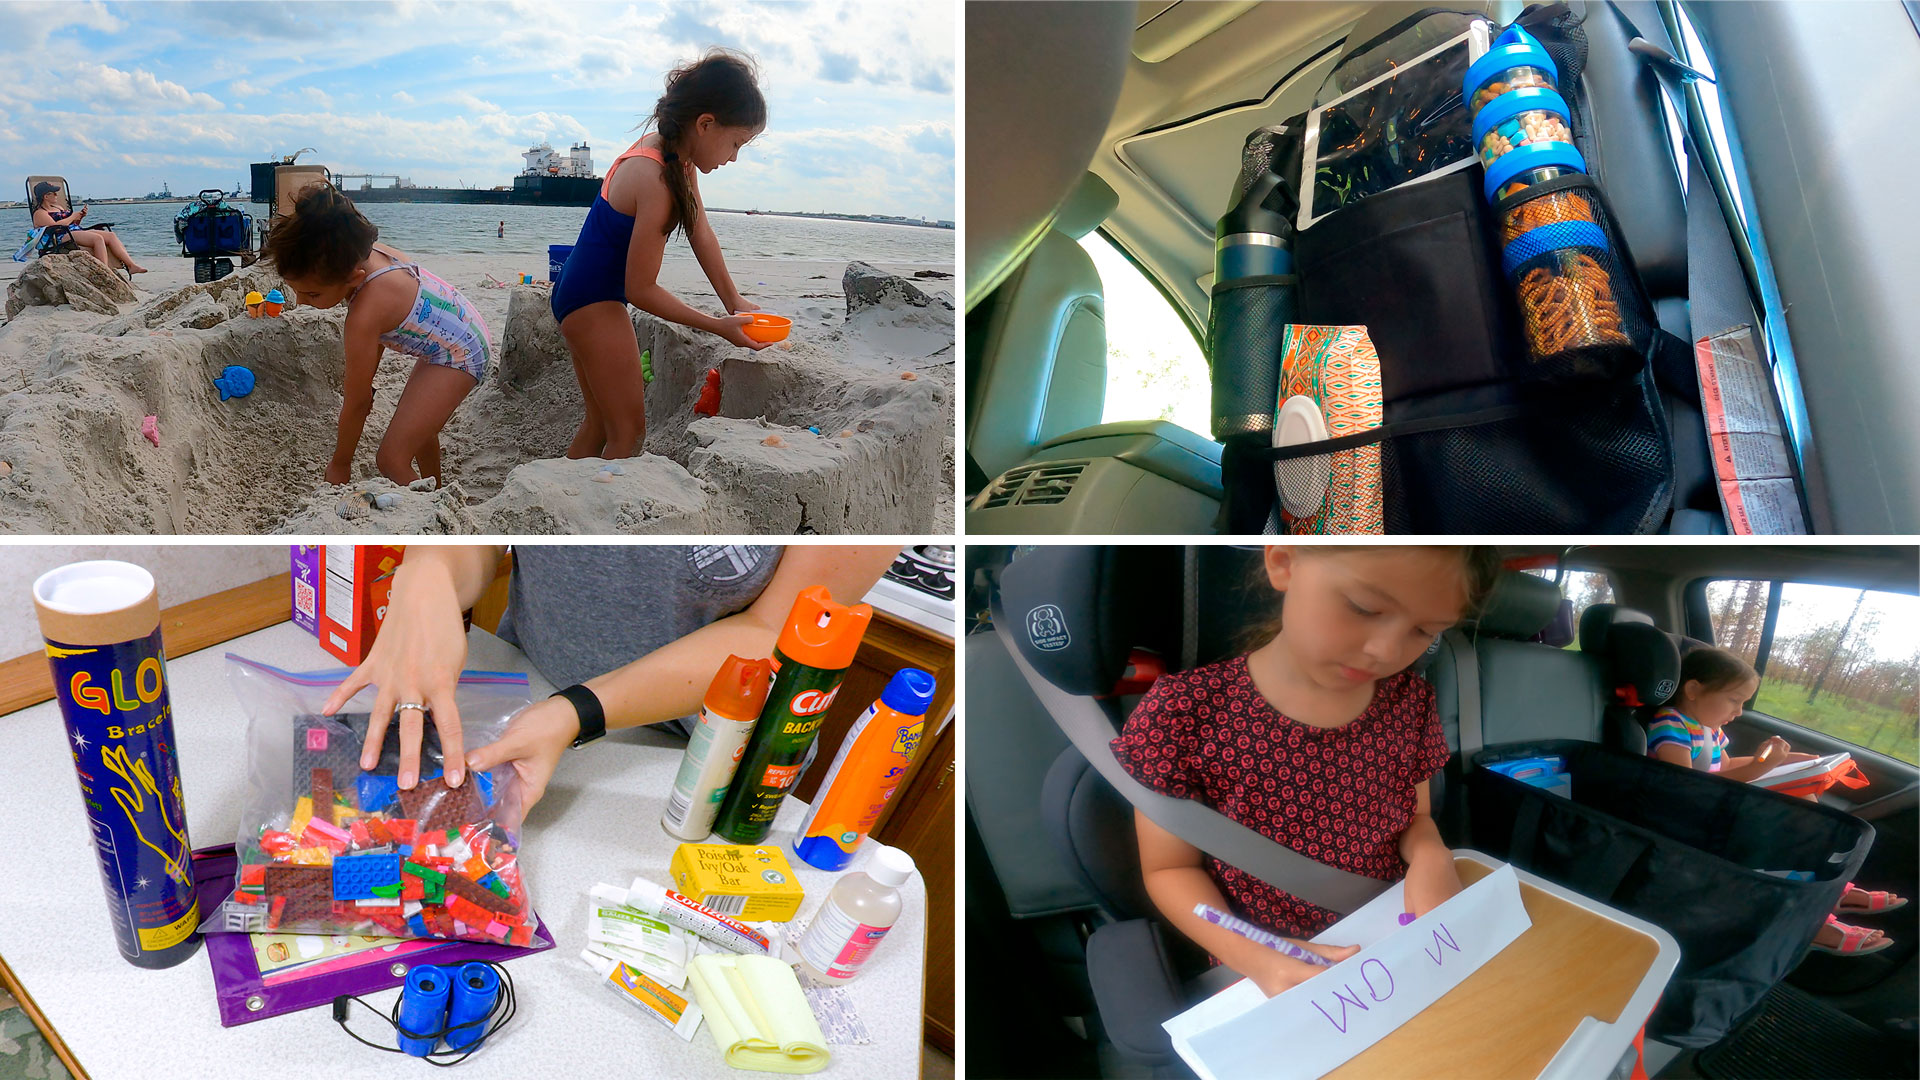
968,0,1920,536
965,544,1916,1079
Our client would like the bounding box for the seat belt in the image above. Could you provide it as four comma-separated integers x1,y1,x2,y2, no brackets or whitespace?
1605,0,1762,345
1180,546,1200,671
990,608,1390,916
1443,629,1484,772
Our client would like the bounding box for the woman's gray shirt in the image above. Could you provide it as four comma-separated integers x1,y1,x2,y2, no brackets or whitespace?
497,545,782,737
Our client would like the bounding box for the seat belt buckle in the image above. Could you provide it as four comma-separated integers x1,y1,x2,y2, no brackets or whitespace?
1106,649,1167,697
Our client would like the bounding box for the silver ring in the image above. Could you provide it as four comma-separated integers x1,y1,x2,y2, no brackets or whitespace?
394,702,428,716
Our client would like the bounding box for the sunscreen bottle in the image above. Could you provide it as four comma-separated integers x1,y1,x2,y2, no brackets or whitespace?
663,655,772,840
792,668,935,870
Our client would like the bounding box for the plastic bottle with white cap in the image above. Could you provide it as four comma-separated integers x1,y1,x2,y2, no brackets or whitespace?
793,844,916,985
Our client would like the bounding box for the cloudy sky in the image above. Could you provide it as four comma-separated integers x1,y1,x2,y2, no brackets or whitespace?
0,0,954,219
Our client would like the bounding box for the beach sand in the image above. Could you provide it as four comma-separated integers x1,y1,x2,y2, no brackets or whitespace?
0,251,955,534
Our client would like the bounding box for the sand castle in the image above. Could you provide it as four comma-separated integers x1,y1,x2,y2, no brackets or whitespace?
0,254,954,534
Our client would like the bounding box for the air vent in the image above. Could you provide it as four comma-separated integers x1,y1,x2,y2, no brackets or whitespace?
979,464,1037,510
1015,463,1085,506
977,462,1088,510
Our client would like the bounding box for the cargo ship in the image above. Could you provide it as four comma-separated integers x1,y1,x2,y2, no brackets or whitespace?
248,142,600,207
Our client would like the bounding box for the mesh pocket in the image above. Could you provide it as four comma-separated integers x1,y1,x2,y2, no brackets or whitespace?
1270,378,1674,533
1498,178,1656,381
1206,277,1296,440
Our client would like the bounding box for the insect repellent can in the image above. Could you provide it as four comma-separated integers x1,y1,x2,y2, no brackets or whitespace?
712,587,872,845
792,668,937,871
662,655,773,841
33,561,201,969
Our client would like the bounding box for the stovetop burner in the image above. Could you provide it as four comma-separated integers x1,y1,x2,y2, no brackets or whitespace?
886,545,955,602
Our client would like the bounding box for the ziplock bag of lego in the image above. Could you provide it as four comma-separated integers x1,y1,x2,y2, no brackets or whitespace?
211,654,546,948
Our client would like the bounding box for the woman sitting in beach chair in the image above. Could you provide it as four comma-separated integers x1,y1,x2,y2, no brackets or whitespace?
27,179,147,275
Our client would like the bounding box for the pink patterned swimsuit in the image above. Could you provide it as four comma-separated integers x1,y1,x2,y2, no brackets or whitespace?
351,247,492,381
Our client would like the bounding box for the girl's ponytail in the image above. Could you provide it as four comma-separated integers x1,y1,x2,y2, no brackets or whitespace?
648,49,766,237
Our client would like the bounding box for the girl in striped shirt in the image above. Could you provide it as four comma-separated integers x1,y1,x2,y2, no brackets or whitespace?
1649,646,1901,954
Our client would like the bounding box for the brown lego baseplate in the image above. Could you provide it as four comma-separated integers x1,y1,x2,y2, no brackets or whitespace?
262,865,333,923
396,777,489,838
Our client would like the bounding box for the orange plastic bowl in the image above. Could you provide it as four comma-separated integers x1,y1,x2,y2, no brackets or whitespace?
742,313,791,343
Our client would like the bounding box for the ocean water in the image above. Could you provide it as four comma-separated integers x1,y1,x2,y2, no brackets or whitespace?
5,201,953,265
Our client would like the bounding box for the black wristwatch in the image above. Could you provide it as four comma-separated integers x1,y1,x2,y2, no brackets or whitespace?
553,684,606,748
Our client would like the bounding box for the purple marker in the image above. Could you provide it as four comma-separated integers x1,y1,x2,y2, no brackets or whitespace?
1193,903,1334,968
1399,912,1417,925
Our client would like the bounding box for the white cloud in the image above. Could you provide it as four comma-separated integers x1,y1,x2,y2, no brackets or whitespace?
391,90,414,105
71,63,224,111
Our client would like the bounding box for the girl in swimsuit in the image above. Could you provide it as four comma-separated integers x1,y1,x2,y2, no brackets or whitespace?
550,49,772,461
262,183,491,487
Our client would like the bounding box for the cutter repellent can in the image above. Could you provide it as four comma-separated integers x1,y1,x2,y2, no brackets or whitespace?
793,668,936,871
662,655,772,841
712,586,872,845
33,561,201,969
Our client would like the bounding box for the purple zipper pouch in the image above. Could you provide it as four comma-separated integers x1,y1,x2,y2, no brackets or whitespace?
192,845,553,1027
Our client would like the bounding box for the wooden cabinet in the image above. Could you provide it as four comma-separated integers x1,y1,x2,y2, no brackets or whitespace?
794,611,956,1054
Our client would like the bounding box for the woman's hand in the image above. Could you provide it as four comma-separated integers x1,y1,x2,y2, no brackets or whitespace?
1239,941,1361,998
727,298,761,314
715,313,774,351
1403,848,1465,918
321,559,470,790
464,696,581,813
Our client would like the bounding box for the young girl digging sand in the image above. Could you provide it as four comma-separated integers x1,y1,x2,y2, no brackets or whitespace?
1113,546,1501,997
1649,646,1906,955
262,183,490,486
549,49,772,461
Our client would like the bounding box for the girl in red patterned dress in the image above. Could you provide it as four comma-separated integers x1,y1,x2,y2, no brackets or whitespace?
1113,546,1500,997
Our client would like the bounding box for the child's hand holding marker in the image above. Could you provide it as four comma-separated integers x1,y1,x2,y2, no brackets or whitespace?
1194,904,1360,997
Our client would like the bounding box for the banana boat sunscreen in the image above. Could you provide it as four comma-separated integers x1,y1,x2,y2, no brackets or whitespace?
712,587,871,844
792,668,936,871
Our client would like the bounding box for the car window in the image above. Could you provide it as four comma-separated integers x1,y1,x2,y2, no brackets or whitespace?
1077,231,1211,438
1522,568,1614,649
1705,579,1919,765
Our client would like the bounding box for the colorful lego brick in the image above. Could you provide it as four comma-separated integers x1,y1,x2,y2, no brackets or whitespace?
358,773,400,814
364,817,393,845
240,864,265,887
508,924,532,947
479,873,508,899
267,895,287,930
230,890,262,905
444,871,516,915
484,920,509,941
371,883,401,898
350,820,372,848
291,846,332,866
388,819,416,845
288,796,314,839
444,894,493,927
408,914,429,937
402,875,426,902
332,853,402,901
311,768,335,826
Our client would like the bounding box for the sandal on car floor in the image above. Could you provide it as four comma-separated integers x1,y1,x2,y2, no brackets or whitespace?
1810,914,1895,956
1835,882,1909,914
